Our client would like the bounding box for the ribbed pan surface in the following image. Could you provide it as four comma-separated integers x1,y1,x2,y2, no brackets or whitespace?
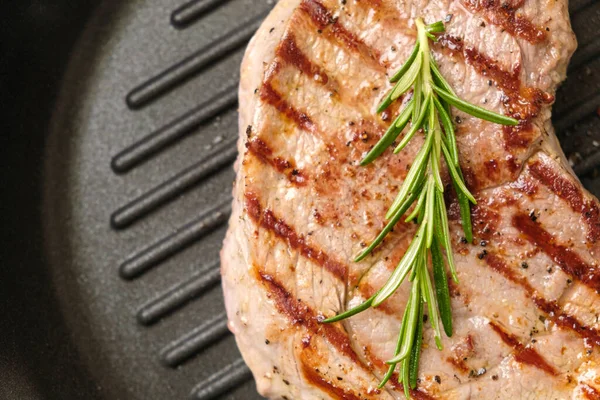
14,0,600,399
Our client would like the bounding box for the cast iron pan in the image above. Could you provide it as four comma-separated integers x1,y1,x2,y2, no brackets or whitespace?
0,0,598,399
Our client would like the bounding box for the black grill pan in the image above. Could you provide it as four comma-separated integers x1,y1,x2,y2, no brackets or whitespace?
1,0,598,399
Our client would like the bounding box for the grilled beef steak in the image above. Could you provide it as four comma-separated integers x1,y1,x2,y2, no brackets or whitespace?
221,0,600,398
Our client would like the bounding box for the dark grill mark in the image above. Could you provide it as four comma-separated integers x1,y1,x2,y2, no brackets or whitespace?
485,253,600,346
300,360,363,400
277,33,330,85
408,388,437,400
484,159,499,177
246,193,347,280
256,271,360,362
246,138,308,186
509,174,538,195
534,299,600,347
513,213,600,290
485,253,532,291
471,203,500,241
259,82,316,133
489,321,557,375
582,384,600,400
256,269,436,399
463,48,554,150
446,335,475,374
461,0,547,44
446,357,470,373
359,0,383,7
528,161,600,242
299,0,383,69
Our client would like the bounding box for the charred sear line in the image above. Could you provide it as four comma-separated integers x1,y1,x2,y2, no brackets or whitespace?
489,321,557,375
245,193,347,280
513,213,600,290
484,253,600,346
435,39,553,151
300,359,363,400
446,356,470,374
582,384,600,400
251,239,438,398
461,0,547,44
255,270,361,362
299,0,383,69
259,82,316,133
246,138,308,186
277,33,331,86
256,269,425,398
462,47,553,150
528,161,600,242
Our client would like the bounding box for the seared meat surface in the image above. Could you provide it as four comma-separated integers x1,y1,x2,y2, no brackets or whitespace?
221,0,600,398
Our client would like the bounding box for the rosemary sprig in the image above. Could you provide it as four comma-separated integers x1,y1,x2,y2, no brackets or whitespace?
324,18,517,397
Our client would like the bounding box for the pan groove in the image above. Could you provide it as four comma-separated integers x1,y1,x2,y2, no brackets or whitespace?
111,138,237,229
554,92,600,133
125,13,266,110
189,358,253,400
555,58,600,117
171,0,233,29
568,39,600,72
160,312,229,367
119,201,232,280
569,0,594,13
137,260,221,326
112,84,238,173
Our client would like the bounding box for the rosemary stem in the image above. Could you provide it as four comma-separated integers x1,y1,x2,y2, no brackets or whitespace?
323,17,519,397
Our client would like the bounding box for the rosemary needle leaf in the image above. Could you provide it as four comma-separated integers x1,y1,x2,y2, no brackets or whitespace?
421,264,443,350
386,135,432,219
434,96,459,166
373,224,425,307
432,238,453,337
405,186,427,223
430,127,445,192
362,101,414,165
323,295,376,323
391,53,423,101
456,181,474,243
377,89,395,114
430,58,455,96
441,140,476,204
390,42,421,83
354,181,424,262
388,277,422,363
402,359,410,398
408,298,424,389
412,74,423,123
436,190,459,282
409,241,424,282
379,362,397,389
433,85,519,126
394,94,432,153
426,21,445,33
380,298,411,388
425,178,436,248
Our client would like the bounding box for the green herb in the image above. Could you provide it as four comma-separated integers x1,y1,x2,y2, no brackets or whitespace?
324,17,517,397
